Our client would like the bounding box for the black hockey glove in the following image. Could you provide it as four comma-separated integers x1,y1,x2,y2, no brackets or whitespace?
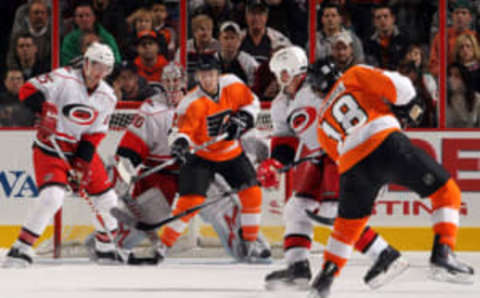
389,95,425,128
170,137,190,166
224,111,254,141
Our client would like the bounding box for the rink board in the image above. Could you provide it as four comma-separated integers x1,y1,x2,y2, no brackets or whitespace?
0,130,479,250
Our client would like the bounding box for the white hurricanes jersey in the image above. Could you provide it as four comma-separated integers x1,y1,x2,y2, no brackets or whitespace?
125,93,174,165
30,67,117,151
271,83,323,153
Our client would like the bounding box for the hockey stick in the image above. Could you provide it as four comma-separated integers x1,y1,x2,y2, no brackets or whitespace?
111,188,237,231
278,150,325,173
305,209,335,226
49,135,129,264
133,132,230,183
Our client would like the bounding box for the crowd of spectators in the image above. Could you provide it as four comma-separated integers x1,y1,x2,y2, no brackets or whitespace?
1,0,479,128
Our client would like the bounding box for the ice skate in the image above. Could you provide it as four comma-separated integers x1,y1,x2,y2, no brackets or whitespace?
265,259,311,290
308,261,338,298
429,235,474,284
236,229,272,263
364,245,409,289
2,245,34,268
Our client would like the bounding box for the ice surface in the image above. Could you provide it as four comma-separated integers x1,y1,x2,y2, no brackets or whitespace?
0,251,478,298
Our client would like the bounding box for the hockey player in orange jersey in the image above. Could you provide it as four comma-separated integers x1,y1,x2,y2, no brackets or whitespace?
259,46,407,290
160,54,266,262
300,60,474,297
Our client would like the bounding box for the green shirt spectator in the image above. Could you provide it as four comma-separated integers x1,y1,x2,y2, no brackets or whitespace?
60,2,121,66
61,23,122,65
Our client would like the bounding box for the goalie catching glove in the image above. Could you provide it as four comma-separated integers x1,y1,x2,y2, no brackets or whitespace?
389,95,425,128
35,101,58,143
223,111,254,140
257,158,283,188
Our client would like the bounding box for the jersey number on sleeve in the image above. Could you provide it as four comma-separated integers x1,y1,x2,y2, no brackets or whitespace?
321,94,367,143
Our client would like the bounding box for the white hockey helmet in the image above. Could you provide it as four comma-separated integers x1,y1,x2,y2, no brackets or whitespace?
83,42,115,75
269,46,308,89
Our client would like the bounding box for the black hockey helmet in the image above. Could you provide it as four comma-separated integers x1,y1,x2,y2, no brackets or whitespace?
196,54,221,71
307,59,341,94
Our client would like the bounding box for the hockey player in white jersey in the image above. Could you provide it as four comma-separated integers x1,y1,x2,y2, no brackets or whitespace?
3,42,123,267
258,46,407,290
111,62,271,263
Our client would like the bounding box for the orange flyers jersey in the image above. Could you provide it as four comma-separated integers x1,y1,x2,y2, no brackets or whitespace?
175,74,260,162
317,65,416,173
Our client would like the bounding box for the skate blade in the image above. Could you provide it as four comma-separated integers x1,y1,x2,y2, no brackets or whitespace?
367,256,409,289
265,278,310,291
429,265,475,284
2,257,31,269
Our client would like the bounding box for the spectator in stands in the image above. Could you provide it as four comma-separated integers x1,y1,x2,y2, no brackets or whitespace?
61,1,121,65
330,31,359,72
0,69,35,127
394,0,436,46
446,62,480,128
430,0,480,40
193,0,234,37
176,13,220,89
345,0,382,41
266,0,308,47
134,30,169,83
215,21,259,86
10,33,50,80
125,7,168,60
430,0,478,76
240,0,291,64
308,2,364,63
363,3,410,70
399,45,439,128
454,33,480,93
151,0,176,57
7,0,51,71
111,60,155,101
91,0,128,51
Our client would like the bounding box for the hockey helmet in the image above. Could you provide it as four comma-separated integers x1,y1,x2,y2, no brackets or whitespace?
83,42,115,76
269,46,308,89
196,54,221,72
307,59,341,94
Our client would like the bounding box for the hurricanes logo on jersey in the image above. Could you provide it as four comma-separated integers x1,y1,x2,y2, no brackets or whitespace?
206,109,232,137
62,104,99,126
288,107,317,135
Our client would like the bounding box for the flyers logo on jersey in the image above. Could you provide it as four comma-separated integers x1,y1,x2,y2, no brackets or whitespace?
288,107,317,135
206,109,232,137
62,104,99,126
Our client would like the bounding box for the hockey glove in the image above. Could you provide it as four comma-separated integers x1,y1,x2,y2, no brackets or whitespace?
389,95,425,128
223,111,254,141
69,157,92,193
170,137,190,166
35,102,58,143
256,158,284,188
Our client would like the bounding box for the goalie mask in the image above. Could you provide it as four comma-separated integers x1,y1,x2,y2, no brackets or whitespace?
269,46,308,91
161,62,186,106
